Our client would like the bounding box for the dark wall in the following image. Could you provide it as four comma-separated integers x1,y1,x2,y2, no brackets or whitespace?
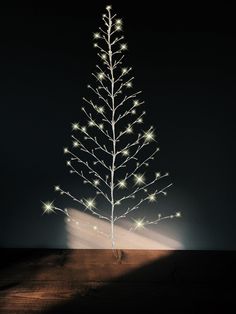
0,1,235,249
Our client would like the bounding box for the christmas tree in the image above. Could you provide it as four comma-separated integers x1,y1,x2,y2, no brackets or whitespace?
42,5,181,249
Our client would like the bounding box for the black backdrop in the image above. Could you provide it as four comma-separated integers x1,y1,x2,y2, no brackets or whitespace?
0,1,235,249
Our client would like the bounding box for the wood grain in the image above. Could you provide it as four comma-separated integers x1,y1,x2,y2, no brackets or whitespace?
0,249,235,313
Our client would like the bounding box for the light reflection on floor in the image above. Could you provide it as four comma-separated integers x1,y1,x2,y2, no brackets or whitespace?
65,209,183,249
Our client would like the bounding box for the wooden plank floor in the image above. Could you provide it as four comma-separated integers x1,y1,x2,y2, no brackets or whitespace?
0,249,235,313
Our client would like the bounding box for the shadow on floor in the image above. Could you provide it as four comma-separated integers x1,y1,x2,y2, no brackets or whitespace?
41,250,236,313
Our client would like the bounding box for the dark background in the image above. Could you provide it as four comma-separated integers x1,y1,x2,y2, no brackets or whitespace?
0,1,235,249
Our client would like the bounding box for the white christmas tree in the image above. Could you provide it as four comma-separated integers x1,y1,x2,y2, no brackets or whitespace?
42,5,181,249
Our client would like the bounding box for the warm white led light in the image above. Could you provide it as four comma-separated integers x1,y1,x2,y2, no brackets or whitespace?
118,179,127,189
42,201,55,214
134,174,145,185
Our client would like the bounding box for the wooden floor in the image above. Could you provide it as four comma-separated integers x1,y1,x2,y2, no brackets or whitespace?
0,249,235,313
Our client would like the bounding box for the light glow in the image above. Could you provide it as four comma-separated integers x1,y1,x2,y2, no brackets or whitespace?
85,198,96,210
120,43,127,51
143,130,155,142
42,201,55,214
148,193,156,202
122,149,129,156
134,218,145,230
72,122,79,130
97,72,105,80
118,179,127,189
93,32,100,39
134,173,145,185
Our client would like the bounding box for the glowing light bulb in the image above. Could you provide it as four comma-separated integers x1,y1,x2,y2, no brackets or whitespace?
131,109,136,114
72,122,79,130
97,72,105,80
155,172,161,178
122,67,128,74
85,198,96,209
93,32,100,39
137,118,143,123
64,147,69,154
81,126,87,133
115,19,122,25
97,106,104,113
122,149,129,156
42,201,55,214
133,100,140,107
134,218,145,229
94,179,100,186
115,25,122,31
54,186,60,191
99,123,104,129
118,179,127,189
134,173,145,185
120,43,127,50
148,193,156,202
88,120,95,127
106,5,112,10
126,82,132,88
101,53,107,60
143,130,155,142
93,225,98,230
126,125,133,134
73,141,79,147
176,212,181,217
93,43,98,48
